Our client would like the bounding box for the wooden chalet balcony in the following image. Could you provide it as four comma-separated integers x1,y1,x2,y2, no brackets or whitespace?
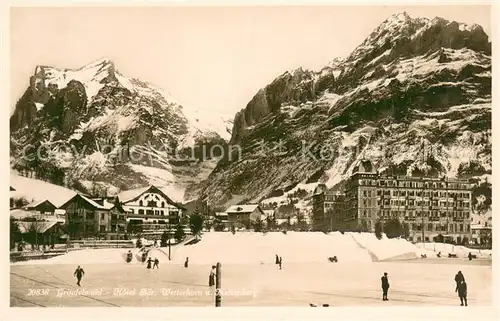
126,213,180,220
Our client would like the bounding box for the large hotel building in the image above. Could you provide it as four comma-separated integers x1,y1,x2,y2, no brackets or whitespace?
313,160,473,243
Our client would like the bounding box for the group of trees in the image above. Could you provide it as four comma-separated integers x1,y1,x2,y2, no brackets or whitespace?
10,218,55,251
374,218,410,240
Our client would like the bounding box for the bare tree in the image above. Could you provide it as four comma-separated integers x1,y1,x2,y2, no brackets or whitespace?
21,221,46,250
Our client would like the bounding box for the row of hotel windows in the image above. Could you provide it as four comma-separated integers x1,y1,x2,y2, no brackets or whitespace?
131,209,166,215
357,179,470,190
358,199,470,207
359,190,470,198
374,210,470,219
403,222,470,232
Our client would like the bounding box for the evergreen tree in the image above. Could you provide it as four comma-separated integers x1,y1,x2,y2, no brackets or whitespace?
383,218,404,239
374,220,383,240
161,230,169,247
174,223,186,243
189,209,204,238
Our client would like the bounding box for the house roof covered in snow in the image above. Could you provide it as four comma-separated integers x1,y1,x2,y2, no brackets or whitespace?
225,204,264,215
17,221,65,234
10,209,36,220
25,199,57,211
59,193,115,210
117,185,186,210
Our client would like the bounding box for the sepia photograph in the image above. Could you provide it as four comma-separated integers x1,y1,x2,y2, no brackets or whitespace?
7,3,493,311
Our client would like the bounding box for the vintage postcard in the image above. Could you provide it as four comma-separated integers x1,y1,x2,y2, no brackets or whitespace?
6,2,494,318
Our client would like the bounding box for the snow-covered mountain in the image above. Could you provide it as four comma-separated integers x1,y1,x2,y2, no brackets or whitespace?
201,12,491,212
10,58,230,201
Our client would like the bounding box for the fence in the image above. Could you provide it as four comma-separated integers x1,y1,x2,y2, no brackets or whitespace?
68,239,135,249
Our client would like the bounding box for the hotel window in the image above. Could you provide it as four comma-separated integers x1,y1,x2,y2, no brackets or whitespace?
139,209,144,214
101,213,105,220
130,209,134,214
161,202,165,208
139,200,143,206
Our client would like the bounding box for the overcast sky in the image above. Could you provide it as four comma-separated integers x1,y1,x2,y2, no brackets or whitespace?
10,5,491,117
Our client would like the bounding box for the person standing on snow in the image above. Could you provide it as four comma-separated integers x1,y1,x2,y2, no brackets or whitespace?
381,272,390,301
147,257,153,269
455,271,465,291
184,257,189,268
278,256,283,270
153,258,159,269
74,265,85,287
457,280,468,306
208,265,216,289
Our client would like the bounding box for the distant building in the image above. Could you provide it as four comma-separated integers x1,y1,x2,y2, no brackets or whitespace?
312,184,345,232
225,204,265,228
471,211,492,245
59,194,126,240
313,160,473,243
18,221,67,245
25,200,57,215
118,185,185,238
262,209,276,222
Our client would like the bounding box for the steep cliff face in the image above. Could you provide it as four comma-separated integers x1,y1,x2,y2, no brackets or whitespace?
10,59,229,201
202,13,491,210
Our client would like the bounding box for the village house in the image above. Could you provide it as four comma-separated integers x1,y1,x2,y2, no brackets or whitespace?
18,220,67,247
11,199,66,223
118,185,186,238
59,194,127,240
225,204,265,228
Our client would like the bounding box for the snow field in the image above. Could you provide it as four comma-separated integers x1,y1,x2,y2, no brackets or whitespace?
12,232,456,266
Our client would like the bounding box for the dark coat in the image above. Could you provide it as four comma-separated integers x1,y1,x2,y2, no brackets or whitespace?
457,282,467,297
381,276,389,289
455,273,465,284
74,268,85,278
209,272,215,287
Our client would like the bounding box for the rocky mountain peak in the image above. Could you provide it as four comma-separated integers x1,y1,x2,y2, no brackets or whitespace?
204,13,491,207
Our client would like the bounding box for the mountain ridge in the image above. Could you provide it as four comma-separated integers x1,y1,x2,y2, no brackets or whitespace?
201,13,491,213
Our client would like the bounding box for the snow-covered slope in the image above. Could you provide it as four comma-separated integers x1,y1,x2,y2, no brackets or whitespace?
10,59,229,201
10,170,77,207
13,232,430,265
202,12,491,209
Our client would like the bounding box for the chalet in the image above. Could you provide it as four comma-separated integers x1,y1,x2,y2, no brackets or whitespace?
18,221,67,246
225,204,265,228
25,200,57,215
118,185,186,237
59,194,127,240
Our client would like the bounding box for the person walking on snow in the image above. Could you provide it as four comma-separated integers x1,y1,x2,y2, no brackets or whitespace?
153,258,159,269
147,257,153,269
381,272,390,301
457,280,468,306
208,265,216,291
275,254,279,265
455,271,465,291
74,265,85,287
184,257,189,268
278,256,283,270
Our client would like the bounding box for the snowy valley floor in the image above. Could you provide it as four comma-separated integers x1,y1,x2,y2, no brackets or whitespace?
10,259,492,307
